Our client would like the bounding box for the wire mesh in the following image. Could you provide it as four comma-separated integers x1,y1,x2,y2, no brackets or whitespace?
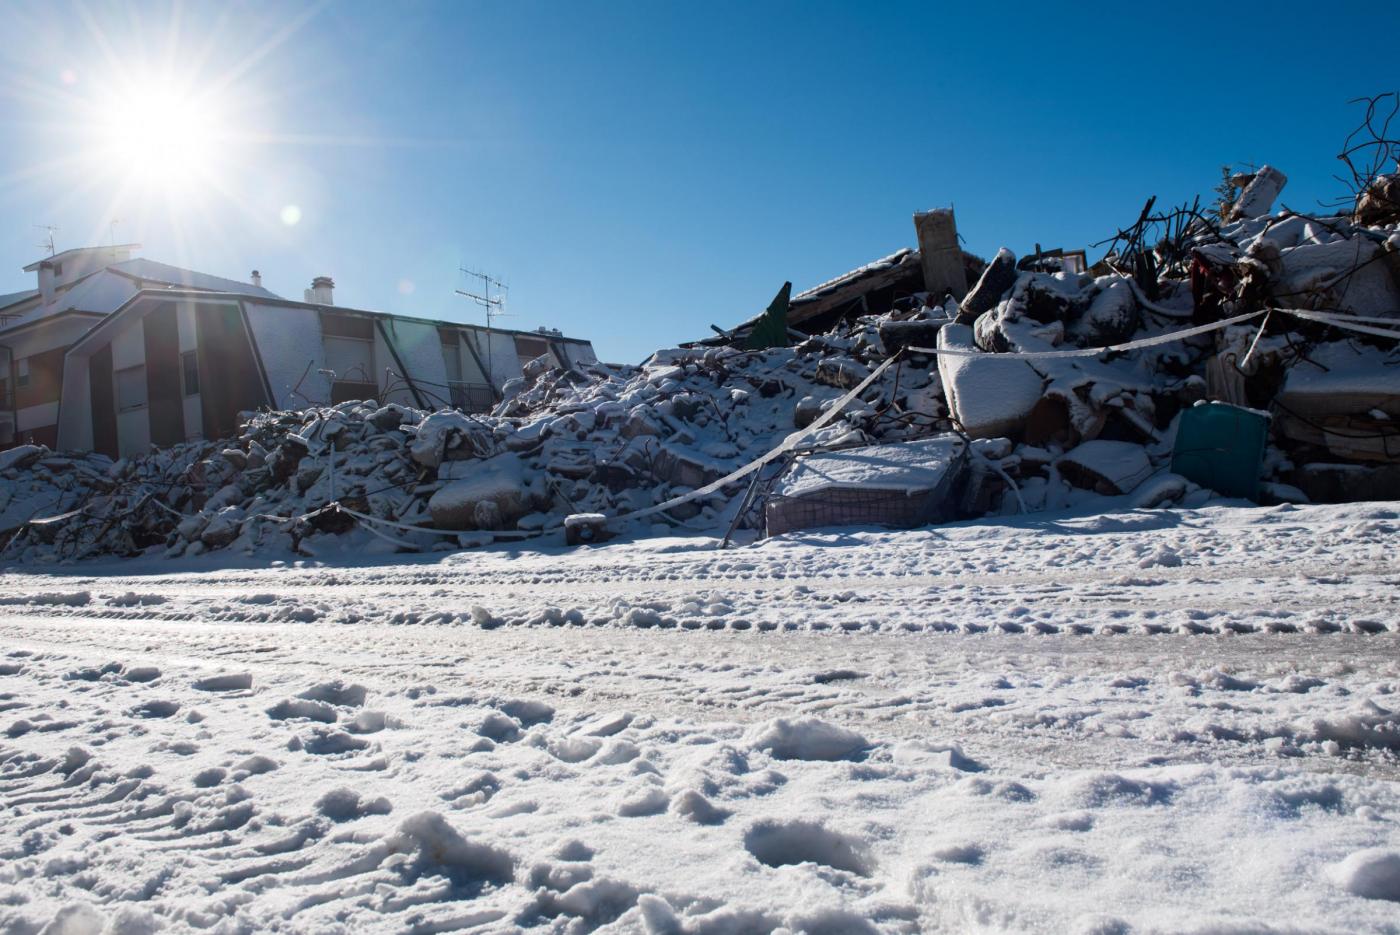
765,485,952,537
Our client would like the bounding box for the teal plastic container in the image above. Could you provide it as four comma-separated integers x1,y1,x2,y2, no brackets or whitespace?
1170,403,1270,501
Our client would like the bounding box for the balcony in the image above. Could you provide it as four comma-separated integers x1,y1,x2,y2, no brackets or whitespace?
447,381,496,414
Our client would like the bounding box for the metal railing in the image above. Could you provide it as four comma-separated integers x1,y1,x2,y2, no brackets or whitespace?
447,381,496,413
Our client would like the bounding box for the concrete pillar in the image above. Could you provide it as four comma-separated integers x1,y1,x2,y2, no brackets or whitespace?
914,208,968,301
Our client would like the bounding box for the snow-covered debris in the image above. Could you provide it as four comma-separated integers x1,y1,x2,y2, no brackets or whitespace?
766,435,967,535
3,166,1398,562
1057,440,1154,495
937,322,1043,438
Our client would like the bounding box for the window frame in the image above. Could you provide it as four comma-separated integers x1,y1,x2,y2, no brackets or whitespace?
180,350,200,397
114,364,148,413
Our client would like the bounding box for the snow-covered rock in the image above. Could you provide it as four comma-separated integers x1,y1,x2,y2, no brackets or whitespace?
429,453,529,530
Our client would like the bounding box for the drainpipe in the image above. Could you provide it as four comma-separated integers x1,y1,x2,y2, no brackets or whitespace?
0,342,15,448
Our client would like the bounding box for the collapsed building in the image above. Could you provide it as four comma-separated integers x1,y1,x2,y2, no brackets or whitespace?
1,161,1398,562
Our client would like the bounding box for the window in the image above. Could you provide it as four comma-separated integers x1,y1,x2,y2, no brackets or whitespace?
181,351,199,397
115,365,147,412
442,342,462,384
321,313,378,402
15,357,29,388
51,262,63,277
324,336,375,384
514,336,550,364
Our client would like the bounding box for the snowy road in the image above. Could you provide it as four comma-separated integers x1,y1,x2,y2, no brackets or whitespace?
3,501,1400,933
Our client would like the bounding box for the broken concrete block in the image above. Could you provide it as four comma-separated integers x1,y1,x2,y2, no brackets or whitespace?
429,453,529,529
937,324,1044,439
913,208,968,300
793,395,825,429
295,463,325,493
0,445,44,473
957,247,1017,326
219,448,248,470
200,507,245,548
564,512,612,546
877,318,945,355
1056,440,1153,495
620,407,662,439
1229,165,1287,220
410,411,493,468
1355,173,1400,225
973,309,1012,353
1074,279,1140,347
544,445,595,480
1270,237,1400,318
1292,461,1400,504
814,357,871,390
522,354,556,386
1274,340,1400,460
653,443,722,489
367,404,410,432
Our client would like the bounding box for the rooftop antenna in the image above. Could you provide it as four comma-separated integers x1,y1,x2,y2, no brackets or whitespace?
36,225,58,257
456,266,511,387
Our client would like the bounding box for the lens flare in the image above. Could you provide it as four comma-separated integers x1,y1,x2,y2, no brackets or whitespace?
94,78,228,190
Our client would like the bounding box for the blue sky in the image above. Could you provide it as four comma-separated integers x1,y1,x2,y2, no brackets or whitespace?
1,1,1396,362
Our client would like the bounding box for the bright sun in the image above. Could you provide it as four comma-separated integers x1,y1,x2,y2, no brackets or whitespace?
95,79,228,190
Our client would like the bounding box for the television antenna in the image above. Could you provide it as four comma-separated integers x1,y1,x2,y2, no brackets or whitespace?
456,266,512,388
36,225,59,256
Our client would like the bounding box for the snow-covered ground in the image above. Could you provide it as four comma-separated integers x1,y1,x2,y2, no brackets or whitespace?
3,501,1400,933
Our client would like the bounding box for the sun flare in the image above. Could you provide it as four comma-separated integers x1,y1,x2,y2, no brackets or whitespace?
92,78,230,191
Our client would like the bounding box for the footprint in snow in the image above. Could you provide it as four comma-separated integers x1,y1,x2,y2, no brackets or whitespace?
266,698,337,723
291,728,369,756
232,754,278,779
743,818,873,877
130,699,180,719
298,680,367,707
316,786,392,821
193,767,227,788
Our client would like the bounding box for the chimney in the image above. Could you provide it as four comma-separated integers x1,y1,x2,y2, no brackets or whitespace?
38,263,56,306
305,275,334,305
250,269,262,288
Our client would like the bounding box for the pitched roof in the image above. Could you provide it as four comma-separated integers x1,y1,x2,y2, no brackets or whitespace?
22,244,142,272
0,288,38,312
109,258,280,298
1,257,279,335
791,248,920,306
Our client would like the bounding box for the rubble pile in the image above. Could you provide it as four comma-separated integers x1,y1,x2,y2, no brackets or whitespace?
3,163,1399,563
0,331,964,561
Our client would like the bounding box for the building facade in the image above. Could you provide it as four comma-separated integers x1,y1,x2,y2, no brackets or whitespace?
0,246,595,457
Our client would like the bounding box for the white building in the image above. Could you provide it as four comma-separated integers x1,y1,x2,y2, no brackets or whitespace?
0,246,596,457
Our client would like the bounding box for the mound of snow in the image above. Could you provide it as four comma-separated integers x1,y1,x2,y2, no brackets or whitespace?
390,810,515,884
746,716,869,761
1327,848,1400,901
